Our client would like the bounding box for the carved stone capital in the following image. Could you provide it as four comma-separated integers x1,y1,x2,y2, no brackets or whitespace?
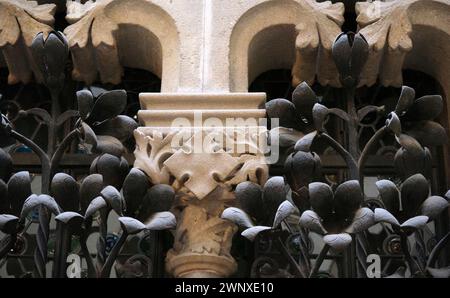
133,93,269,277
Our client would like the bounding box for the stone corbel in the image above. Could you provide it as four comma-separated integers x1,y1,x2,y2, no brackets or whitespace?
291,0,345,88
133,93,269,277
0,0,56,84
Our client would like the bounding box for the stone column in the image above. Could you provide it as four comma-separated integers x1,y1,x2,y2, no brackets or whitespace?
133,93,269,277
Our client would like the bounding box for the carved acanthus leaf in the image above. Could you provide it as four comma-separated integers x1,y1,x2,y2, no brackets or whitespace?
133,129,174,185
356,0,448,87
64,0,123,84
292,0,345,87
0,0,56,84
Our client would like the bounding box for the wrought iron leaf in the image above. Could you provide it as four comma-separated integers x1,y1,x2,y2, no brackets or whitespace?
395,86,415,116
400,215,429,232
76,89,94,120
405,121,447,147
0,214,19,234
55,212,84,232
86,90,127,123
144,211,176,230
394,138,431,180
294,131,318,152
312,103,329,132
334,180,363,221
272,200,296,228
241,226,271,242
308,182,333,222
265,98,299,129
94,115,138,142
291,186,310,214
405,95,443,121
118,216,145,235
80,174,103,214
80,122,97,147
298,210,327,234
375,179,400,215
221,207,254,229
323,233,352,251
122,168,150,216
420,196,448,220
235,181,263,222
374,208,400,226
262,177,287,224
20,194,61,221
139,184,175,221
95,135,125,157
84,196,107,219
51,173,80,212
7,171,31,216
90,154,128,189
400,174,429,219
101,185,123,216
345,207,374,234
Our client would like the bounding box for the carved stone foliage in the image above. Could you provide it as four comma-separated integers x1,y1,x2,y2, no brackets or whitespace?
64,0,178,87
0,0,56,84
134,127,268,199
64,0,124,84
356,0,450,88
291,0,345,88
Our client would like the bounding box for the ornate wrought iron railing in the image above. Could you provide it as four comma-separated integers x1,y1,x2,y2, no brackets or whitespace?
0,29,449,278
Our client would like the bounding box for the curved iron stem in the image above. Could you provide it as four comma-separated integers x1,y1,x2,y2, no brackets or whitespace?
320,133,358,180
358,126,387,192
309,243,330,278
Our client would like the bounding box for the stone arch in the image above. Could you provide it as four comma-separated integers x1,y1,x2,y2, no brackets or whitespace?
229,0,344,92
64,0,180,92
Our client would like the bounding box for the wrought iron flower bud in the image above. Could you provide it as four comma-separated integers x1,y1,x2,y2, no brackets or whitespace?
332,32,369,88
90,153,129,190
284,150,321,212
394,134,432,180
31,31,69,92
